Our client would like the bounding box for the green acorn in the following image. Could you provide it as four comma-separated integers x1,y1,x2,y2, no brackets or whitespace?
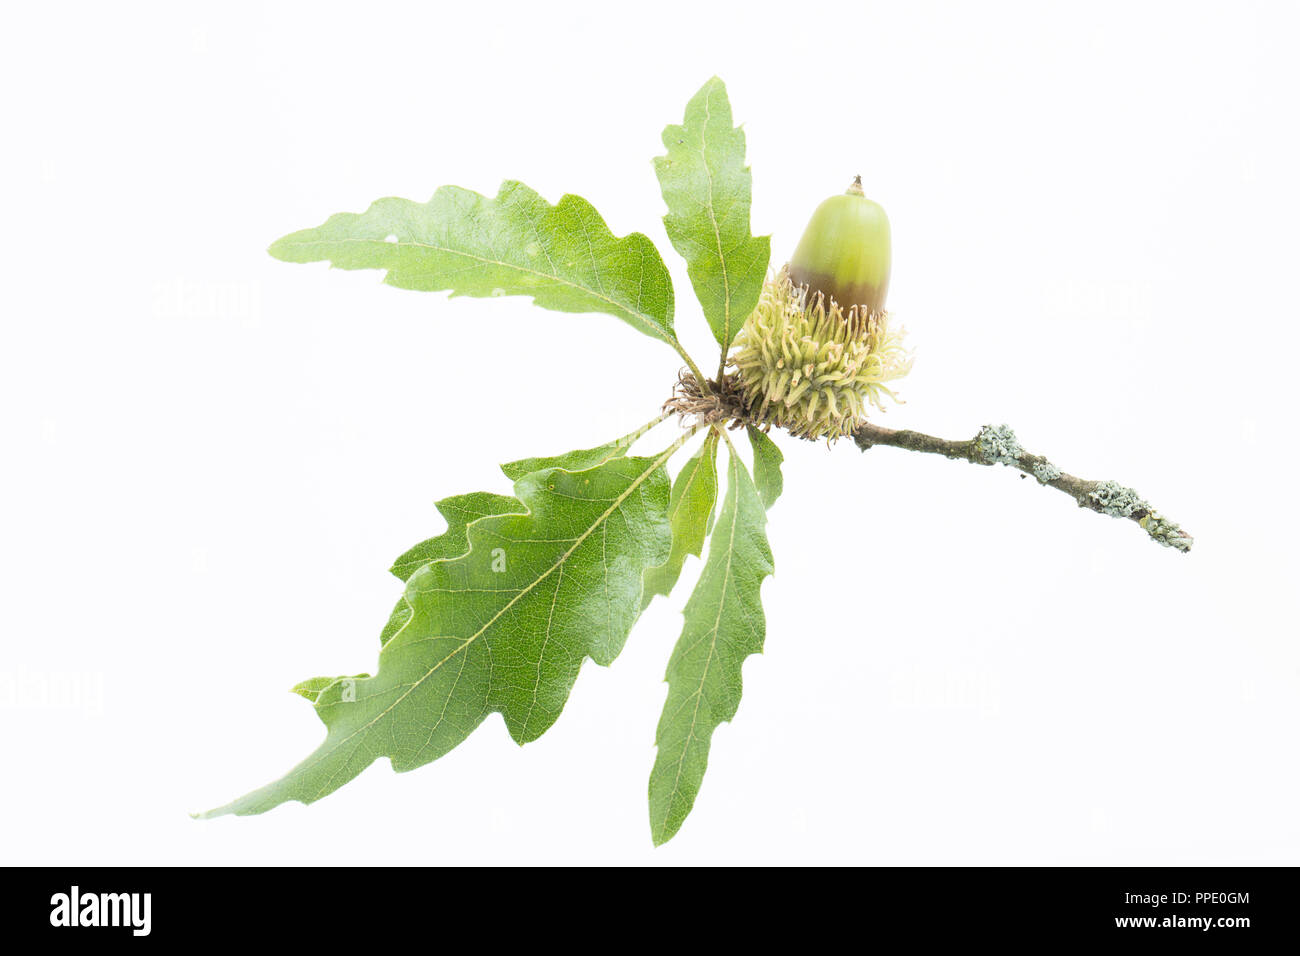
787,175,891,315
730,178,909,441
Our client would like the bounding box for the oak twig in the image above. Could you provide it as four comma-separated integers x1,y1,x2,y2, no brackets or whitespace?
851,422,1193,553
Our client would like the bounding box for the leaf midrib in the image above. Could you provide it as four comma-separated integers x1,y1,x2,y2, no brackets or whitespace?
659,452,740,830
283,235,674,345
699,83,732,347
312,445,680,780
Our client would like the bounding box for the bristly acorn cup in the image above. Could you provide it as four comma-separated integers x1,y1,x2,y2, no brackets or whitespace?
730,176,911,441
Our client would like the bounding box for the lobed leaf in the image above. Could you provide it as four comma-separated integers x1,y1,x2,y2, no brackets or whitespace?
642,430,719,609
381,492,524,646
747,425,784,510
270,180,681,351
655,77,770,351
389,492,524,582
648,440,774,845
500,416,664,482
381,420,670,649
202,450,676,818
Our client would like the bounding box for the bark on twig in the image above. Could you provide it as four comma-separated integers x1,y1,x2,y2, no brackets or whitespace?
851,421,1193,553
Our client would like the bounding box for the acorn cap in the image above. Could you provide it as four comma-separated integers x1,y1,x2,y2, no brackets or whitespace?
730,268,912,441
787,176,891,315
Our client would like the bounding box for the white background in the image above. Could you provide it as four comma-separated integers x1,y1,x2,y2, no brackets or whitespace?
3,0,1298,865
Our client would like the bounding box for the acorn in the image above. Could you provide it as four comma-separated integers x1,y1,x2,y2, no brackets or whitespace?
729,177,909,441
787,175,891,315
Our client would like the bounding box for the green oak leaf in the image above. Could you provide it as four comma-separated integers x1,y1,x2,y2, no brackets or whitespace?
379,492,524,646
376,598,411,650
381,418,670,649
642,429,720,609
747,426,784,510
649,440,774,845
201,449,677,818
500,416,664,482
269,180,683,353
655,77,771,351
389,492,524,582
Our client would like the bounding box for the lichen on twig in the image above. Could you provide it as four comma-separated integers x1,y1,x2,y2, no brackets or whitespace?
851,421,1192,552
662,370,1192,554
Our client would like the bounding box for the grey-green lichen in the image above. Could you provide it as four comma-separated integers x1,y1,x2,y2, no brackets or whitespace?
976,424,1023,466
1033,461,1062,483
1088,480,1149,518
1140,511,1193,552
